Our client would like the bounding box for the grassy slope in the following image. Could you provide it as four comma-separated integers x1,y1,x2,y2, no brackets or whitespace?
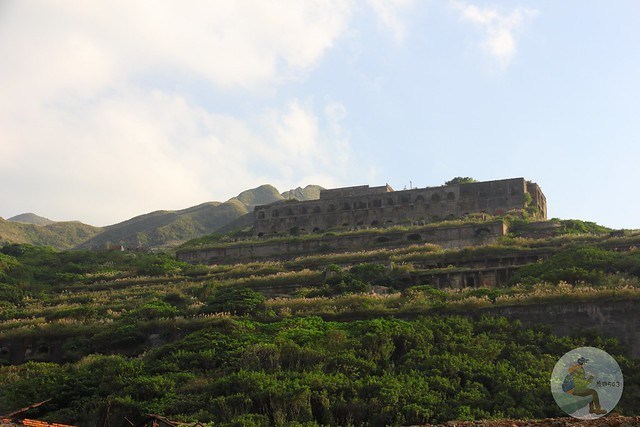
1,227,639,424
0,218,103,250
8,212,55,226
77,200,249,249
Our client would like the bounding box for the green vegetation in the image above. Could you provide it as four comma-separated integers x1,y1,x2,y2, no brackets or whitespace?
511,246,640,286
1,216,640,425
1,316,637,426
0,217,102,250
506,218,611,238
445,177,477,185
178,218,499,252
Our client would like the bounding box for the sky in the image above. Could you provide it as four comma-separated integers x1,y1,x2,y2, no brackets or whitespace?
1,1,639,229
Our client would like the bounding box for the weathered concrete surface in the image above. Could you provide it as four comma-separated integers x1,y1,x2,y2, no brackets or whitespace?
254,177,547,236
481,300,640,357
177,221,507,265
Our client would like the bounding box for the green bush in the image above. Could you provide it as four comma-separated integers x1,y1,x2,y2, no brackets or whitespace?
203,286,266,316
125,300,181,321
510,246,637,285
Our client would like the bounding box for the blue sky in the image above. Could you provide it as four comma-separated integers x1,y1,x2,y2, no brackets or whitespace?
1,1,638,228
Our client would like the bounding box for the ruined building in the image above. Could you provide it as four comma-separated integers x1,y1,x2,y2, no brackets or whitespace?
253,177,546,236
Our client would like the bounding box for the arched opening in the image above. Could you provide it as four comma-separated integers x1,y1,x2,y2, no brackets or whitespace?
257,232,264,238
313,227,321,233
257,211,265,219
313,206,322,213
271,210,279,218
371,220,380,226
415,195,425,203
342,203,351,211
431,193,441,202
400,196,410,204
358,201,367,209
286,208,294,216
474,227,492,237
376,236,391,243
328,204,336,212
407,233,422,241
447,192,455,201
465,274,476,287
387,198,394,206
373,199,382,208
300,207,308,214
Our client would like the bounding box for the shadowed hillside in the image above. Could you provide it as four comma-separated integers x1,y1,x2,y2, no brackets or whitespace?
1,220,639,425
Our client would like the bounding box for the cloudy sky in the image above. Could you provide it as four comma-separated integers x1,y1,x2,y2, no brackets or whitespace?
1,1,639,228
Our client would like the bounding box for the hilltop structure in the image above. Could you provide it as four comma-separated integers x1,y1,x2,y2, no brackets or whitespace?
253,177,546,236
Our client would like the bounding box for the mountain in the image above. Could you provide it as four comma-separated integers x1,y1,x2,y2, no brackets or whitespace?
217,185,325,234
231,184,284,211
8,213,55,226
77,199,249,249
0,184,324,250
280,185,324,201
0,217,102,249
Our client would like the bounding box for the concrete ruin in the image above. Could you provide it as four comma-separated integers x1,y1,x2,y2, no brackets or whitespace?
253,177,546,237
176,220,507,265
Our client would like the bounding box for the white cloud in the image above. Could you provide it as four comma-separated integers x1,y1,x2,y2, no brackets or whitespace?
0,1,352,94
0,1,355,225
0,87,351,225
368,0,415,43
451,1,538,67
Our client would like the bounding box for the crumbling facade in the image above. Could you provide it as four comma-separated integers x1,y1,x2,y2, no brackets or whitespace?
253,177,546,236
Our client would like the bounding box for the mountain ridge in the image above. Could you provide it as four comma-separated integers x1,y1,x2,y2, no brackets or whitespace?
1,184,324,250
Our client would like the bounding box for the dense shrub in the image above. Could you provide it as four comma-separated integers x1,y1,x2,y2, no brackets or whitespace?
2,316,638,425
203,286,266,316
511,246,640,285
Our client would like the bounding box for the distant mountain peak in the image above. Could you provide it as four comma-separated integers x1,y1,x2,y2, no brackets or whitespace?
281,185,323,202
231,184,283,211
8,213,55,226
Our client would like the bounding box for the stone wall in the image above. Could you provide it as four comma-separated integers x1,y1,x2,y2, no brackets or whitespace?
481,300,640,357
177,220,508,265
254,177,546,236
3,300,638,365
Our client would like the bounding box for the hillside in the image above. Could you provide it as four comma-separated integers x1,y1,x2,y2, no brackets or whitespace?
77,199,249,249
217,185,325,235
0,217,102,250
7,213,55,226
0,184,325,250
0,219,639,425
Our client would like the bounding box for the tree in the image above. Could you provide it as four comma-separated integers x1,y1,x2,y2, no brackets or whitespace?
445,177,477,186
203,286,266,315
